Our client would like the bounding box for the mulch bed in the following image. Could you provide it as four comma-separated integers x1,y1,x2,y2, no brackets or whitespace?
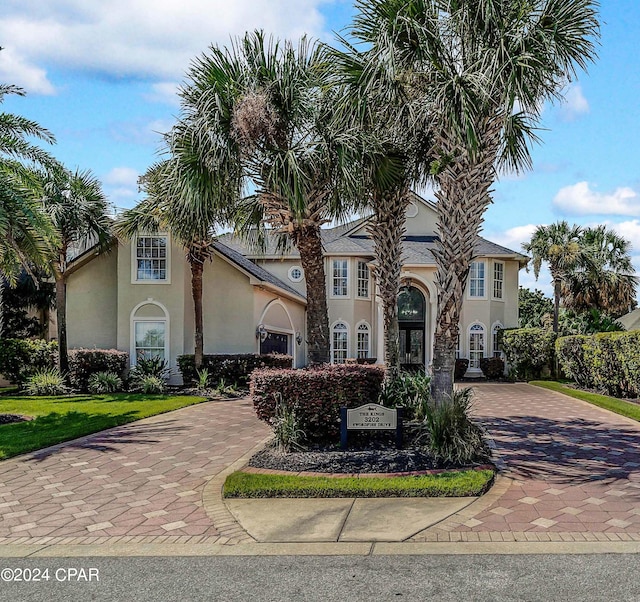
0,414,32,425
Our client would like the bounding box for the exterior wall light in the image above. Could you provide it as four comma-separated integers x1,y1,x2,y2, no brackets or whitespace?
256,324,268,342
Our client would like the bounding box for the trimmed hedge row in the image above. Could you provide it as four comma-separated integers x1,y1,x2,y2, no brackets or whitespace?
250,364,386,441
177,353,293,387
0,338,57,385
557,331,640,399
68,349,129,392
501,328,557,380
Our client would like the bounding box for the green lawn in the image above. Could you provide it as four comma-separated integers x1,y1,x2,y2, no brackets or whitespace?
0,393,206,460
530,381,640,422
223,468,495,498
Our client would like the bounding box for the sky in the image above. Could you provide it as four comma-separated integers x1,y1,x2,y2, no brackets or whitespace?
1,0,639,298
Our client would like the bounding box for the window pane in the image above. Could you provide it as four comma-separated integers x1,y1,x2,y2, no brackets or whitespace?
136,236,169,281
135,321,166,361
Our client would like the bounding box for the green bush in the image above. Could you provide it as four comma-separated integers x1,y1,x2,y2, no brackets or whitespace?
556,331,640,398
501,328,556,380
271,394,304,452
423,388,491,465
87,371,123,394
129,357,170,392
137,375,166,394
25,368,67,396
378,371,431,421
251,364,385,441
177,353,292,387
479,357,505,380
454,359,469,380
0,338,57,385
68,349,128,392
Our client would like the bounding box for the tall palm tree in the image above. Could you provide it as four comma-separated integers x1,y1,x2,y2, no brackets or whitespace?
522,221,587,333
180,32,363,364
0,84,57,283
38,166,112,375
345,0,599,401
115,150,237,371
563,225,637,318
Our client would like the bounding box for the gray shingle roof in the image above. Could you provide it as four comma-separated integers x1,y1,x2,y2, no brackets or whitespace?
213,241,306,301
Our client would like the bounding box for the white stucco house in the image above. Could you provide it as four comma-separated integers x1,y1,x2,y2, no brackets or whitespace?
65,193,527,382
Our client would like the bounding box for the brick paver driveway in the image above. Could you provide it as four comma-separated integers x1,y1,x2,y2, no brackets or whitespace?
0,398,269,545
412,383,640,542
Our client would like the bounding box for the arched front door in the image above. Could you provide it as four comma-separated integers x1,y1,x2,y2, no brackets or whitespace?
398,286,426,371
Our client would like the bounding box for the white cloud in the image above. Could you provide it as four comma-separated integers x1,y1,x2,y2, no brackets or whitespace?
559,84,589,121
144,82,181,106
607,219,640,252
0,46,56,95
0,0,327,94
553,181,640,216
490,224,538,252
103,167,140,188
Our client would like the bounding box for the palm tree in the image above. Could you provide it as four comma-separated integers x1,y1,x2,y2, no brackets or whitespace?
523,221,587,333
345,0,599,401
180,32,363,364
0,84,57,283
115,151,236,371
38,166,112,375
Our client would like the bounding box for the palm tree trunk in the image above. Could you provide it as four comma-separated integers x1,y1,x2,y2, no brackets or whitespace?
190,257,205,370
553,276,561,334
431,118,501,403
55,274,69,376
292,225,330,364
368,186,409,381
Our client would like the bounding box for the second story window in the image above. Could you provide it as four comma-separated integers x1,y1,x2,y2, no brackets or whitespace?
357,261,370,298
135,236,168,282
469,261,485,298
493,261,504,299
332,259,348,297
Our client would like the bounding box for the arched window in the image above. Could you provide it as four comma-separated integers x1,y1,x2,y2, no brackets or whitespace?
356,323,370,359
332,322,349,364
398,287,425,322
469,323,486,370
130,301,170,366
492,322,504,358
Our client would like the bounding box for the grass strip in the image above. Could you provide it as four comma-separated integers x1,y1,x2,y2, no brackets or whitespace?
223,468,495,499
0,393,206,460
530,380,640,422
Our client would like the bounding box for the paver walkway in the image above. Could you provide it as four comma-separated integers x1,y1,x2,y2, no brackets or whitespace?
0,398,269,546
411,383,640,542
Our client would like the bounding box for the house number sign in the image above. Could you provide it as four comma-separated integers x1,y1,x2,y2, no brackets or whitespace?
340,404,403,449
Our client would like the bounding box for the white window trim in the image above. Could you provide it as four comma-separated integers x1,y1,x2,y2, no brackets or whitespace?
356,321,371,359
330,258,350,299
331,320,350,364
129,300,170,368
131,233,171,285
491,321,504,358
468,321,486,371
492,260,505,301
467,260,487,300
288,265,304,283
356,260,371,299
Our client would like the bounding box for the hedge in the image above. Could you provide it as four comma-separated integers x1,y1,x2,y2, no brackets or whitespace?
68,349,129,392
501,328,556,380
0,338,57,385
557,331,640,398
250,364,386,441
177,353,293,387
480,357,505,380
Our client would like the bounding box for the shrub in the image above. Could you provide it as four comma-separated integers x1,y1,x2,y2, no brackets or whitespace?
68,349,128,392
454,359,469,380
378,371,431,421
479,357,505,380
87,371,123,394
501,328,556,380
556,331,640,398
177,353,292,387
25,368,67,396
129,357,170,392
272,394,305,452
423,388,491,465
251,364,385,441
0,338,57,385
137,375,166,394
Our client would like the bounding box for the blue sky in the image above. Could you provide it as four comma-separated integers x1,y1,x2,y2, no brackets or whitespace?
1,0,639,297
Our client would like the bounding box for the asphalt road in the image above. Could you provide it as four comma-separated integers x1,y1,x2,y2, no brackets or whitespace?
1,555,638,601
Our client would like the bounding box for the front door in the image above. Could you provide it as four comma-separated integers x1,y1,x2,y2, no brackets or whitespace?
260,332,289,355
400,326,425,371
